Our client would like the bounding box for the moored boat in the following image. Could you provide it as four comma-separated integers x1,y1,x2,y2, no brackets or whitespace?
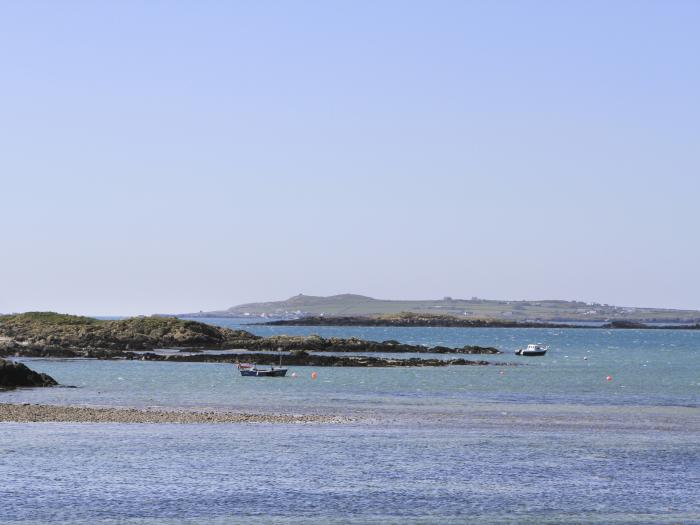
515,343,548,356
236,358,288,377
238,365,288,377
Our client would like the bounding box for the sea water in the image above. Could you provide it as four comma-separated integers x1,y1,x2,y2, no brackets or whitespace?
1,325,699,524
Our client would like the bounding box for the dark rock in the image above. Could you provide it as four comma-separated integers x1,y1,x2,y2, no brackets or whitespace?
122,351,495,367
601,320,700,330
228,334,501,355
0,359,58,388
602,320,648,329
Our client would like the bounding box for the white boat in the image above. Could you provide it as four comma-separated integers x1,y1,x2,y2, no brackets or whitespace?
515,343,548,356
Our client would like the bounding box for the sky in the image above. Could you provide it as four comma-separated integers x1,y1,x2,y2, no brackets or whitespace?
1,1,699,315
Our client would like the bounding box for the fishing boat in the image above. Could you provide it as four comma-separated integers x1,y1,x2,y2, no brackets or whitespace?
515,343,548,356
238,365,288,377
235,354,288,377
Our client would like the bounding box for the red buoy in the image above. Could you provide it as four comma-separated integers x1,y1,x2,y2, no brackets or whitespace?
606,375,613,381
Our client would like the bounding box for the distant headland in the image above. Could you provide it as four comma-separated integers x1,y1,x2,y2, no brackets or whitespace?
179,293,700,324
261,312,577,328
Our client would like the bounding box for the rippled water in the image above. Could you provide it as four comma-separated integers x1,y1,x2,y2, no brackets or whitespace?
2,324,699,524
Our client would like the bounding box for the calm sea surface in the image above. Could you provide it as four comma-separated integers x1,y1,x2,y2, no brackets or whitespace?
1,322,699,524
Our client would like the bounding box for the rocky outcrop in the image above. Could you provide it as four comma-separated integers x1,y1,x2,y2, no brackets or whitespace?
0,313,501,358
124,351,492,367
261,312,577,328
0,313,505,367
0,312,258,353
0,359,58,388
602,320,649,329
226,334,501,354
601,320,700,329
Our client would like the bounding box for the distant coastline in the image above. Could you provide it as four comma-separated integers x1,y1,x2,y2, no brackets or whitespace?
259,313,700,330
179,293,700,324
260,313,578,328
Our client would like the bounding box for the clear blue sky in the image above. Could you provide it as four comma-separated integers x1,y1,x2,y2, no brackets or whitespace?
1,1,698,315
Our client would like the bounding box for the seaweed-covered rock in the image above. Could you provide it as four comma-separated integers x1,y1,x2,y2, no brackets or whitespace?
124,351,492,367
231,334,501,354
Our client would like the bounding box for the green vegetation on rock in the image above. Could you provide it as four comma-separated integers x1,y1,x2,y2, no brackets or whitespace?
5,312,100,325
0,312,256,351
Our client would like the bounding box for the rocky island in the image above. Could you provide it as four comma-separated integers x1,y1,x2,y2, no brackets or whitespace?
261,312,578,328
261,312,700,330
600,320,700,329
0,312,500,367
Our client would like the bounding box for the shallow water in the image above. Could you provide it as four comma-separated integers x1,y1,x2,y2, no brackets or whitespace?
1,420,698,525
2,324,699,524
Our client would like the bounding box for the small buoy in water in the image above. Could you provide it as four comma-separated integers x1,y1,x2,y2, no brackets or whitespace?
606,375,613,381
291,372,297,378
583,356,588,360
499,370,505,375
311,371,318,380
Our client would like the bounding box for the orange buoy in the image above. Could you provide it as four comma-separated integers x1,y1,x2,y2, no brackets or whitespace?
606,375,613,381
311,371,318,380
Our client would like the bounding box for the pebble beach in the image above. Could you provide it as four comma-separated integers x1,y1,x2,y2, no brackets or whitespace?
0,402,348,424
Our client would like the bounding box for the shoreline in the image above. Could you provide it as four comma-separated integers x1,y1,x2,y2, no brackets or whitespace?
0,403,350,424
259,315,700,330
2,401,697,431
4,352,497,367
0,313,502,362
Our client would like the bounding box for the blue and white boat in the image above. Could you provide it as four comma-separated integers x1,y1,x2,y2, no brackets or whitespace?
236,361,288,377
515,343,548,356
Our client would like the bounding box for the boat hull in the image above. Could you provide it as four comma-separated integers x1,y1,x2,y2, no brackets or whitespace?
515,350,547,356
239,368,288,377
